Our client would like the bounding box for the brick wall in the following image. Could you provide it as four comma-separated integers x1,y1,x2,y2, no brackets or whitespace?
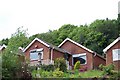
106,41,120,70
60,40,94,70
25,40,50,61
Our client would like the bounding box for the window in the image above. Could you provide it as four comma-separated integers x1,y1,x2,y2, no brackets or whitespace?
30,48,43,60
112,49,120,61
73,53,87,65
30,52,39,60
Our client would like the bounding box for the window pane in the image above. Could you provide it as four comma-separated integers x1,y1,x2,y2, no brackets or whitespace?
30,52,39,60
112,49,120,61
73,55,86,65
79,55,86,64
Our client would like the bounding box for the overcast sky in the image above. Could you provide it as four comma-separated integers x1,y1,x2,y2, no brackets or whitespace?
0,0,119,40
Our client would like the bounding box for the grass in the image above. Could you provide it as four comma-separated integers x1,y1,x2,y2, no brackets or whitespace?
79,70,103,78
32,69,104,78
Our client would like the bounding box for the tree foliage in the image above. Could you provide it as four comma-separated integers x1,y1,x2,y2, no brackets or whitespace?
2,27,30,78
0,18,119,55
6,27,30,52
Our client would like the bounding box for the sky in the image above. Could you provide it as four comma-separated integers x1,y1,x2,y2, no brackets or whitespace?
0,0,119,40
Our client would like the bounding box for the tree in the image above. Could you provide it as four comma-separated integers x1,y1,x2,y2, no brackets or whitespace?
57,24,77,44
68,25,89,45
117,14,120,35
2,27,30,78
28,19,118,55
84,31,106,55
2,50,21,78
6,27,30,52
88,19,118,54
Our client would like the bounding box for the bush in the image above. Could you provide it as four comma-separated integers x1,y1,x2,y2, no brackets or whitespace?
28,66,37,72
41,70,53,77
41,64,54,71
110,71,120,79
54,58,67,72
32,69,53,78
53,68,64,77
74,61,80,70
99,64,104,70
99,64,115,75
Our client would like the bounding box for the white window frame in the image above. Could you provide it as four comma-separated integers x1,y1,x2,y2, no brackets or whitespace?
112,49,120,61
72,53,87,65
30,48,43,61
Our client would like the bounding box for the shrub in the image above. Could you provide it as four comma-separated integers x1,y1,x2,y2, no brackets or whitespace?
99,64,104,70
28,66,37,72
41,64,54,71
110,71,120,79
31,70,37,78
53,68,64,77
54,58,67,72
100,64,115,75
41,71,53,77
104,64,114,75
74,61,80,70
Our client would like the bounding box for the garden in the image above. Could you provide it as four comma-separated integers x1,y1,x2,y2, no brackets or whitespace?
30,58,120,79
1,52,120,79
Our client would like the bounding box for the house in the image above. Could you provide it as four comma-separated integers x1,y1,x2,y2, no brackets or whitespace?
0,44,7,52
103,37,120,70
58,38,106,70
23,38,71,69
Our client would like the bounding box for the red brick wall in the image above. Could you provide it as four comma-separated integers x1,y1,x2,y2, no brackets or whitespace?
52,49,64,60
93,55,106,69
25,40,50,61
106,41,120,70
113,60,120,71
60,41,94,70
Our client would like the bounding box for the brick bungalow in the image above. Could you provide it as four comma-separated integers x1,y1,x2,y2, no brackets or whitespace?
0,44,7,52
103,37,120,70
58,38,106,70
23,38,71,69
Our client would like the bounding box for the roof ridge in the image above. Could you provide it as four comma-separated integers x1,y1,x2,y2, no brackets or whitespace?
103,37,120,53
58,38,94,53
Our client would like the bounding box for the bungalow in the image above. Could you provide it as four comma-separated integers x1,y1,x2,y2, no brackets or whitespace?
23,38,71,69
103,37,120,70
58,38,106,70
0,44,7,52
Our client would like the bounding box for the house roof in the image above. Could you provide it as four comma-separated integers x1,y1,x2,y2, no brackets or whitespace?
23,38,50,52
0,44,7,51
103,37,120,53
58,38,105,60
23,38,71,55
58,38,94,53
